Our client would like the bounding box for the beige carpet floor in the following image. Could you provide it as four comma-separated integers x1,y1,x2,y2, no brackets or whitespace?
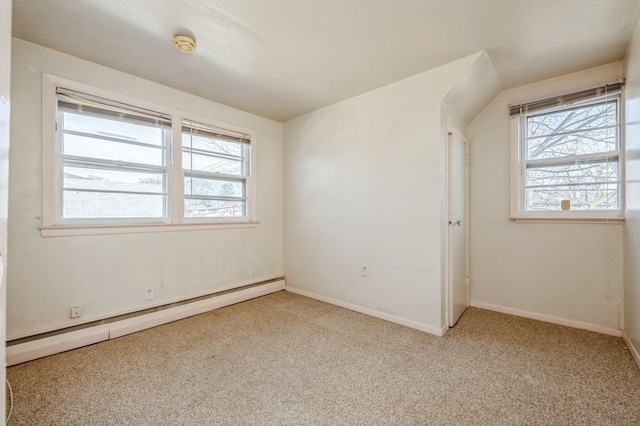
6,291,640,425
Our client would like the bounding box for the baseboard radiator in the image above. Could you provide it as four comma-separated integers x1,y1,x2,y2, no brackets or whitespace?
6,278,285,366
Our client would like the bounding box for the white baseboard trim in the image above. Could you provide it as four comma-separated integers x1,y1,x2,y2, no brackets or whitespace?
7,279,285,366
622,332,640,371
286,286,446,337
470,300,622,337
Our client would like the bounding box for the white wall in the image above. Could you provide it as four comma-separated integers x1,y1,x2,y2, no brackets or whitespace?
624,20,640,361
442,52,501,127
469,62,625,332
0,0,11,420
8,39,283,339
283,54,479,334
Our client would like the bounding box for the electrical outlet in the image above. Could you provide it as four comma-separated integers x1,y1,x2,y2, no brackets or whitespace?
70,306,82,318
145,286,154,301
361,264,369,277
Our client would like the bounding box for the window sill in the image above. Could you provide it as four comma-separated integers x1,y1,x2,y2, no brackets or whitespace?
40,221,258,237
510,216,625,224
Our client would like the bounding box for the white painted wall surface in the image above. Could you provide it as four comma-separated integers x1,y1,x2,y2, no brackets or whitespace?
8,39,283,339
624,21,640,360
0,0,11,420
469,63,625,331
442,52,501,127
283,55,478,332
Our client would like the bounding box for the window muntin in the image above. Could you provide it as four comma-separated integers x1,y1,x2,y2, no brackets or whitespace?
182,120,251,219
518,95,622,215
44,76,256,232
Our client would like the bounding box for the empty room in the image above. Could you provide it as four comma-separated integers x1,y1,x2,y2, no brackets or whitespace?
1,0,640,424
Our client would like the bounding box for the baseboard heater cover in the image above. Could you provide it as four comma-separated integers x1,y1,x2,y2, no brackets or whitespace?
6,279,285,366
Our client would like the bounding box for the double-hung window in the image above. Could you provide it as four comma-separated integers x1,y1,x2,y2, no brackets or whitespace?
510,83,624,221
56,88,172,223
42,74,256,236
182,120,251,219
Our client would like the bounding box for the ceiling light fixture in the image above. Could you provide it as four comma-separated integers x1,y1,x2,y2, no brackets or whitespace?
173,35,196,53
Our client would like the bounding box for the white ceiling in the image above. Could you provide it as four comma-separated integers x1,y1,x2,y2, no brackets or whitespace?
12,0,640,122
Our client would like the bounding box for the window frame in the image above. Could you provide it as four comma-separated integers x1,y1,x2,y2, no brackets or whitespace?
180,118,253,223
55,92,173,226
509,88,625,223
41,74,257,237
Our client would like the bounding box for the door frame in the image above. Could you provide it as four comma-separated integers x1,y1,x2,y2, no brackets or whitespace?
445,127,470,327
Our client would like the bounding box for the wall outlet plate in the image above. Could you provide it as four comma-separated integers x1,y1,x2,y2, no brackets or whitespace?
145,286,154,301
561,200,571,210
70,306,82,318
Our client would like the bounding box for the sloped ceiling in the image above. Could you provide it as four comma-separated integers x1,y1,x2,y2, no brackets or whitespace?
12,0,640,122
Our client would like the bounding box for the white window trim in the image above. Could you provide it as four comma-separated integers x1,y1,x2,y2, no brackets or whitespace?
41,74,258,237
177,113,256,225
509,90,625,224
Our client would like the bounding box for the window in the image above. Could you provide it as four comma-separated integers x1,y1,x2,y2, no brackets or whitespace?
182,120,251,219
42,74,256,236
510,84,624,221
57,88,172,222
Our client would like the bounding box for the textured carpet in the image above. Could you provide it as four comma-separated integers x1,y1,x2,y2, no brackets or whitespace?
6,291,640,425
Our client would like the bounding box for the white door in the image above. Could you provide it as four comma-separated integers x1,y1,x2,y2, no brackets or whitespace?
448,131,468,327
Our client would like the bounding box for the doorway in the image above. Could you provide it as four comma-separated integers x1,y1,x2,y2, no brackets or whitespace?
447,130,469,327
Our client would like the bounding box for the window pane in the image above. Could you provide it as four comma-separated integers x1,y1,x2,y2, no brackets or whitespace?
63,134,164,166
182,151,244,175
62,111,165,146
526,101,617,139
525,184,618,211
184,199,245,218
526,101,617,161
181,132,244,157
526,127,617,160
526,160,618,187
63,191,166,218
64,167,165,193
184,177,244,197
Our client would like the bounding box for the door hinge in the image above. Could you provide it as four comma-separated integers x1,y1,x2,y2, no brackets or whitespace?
465,277,470,287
